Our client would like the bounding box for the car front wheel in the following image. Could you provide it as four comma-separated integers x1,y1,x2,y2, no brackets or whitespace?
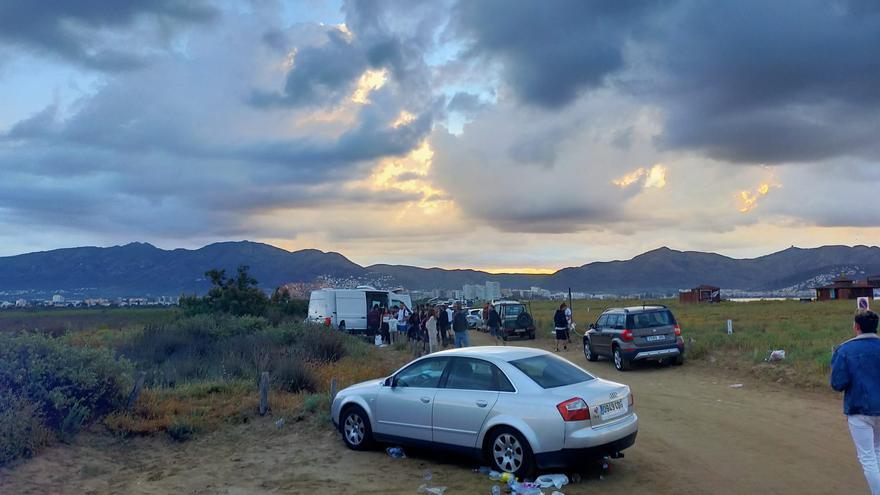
487,427,535,478
341,406,374,451
584,340,598,362
613,347,631,371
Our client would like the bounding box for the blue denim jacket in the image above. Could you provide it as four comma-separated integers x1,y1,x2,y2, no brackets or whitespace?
831,333,880,416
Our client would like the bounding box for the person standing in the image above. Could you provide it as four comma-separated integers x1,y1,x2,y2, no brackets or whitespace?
426,308,438,353
367,305,380,338
452,303,469,348
554,303,569,352
437,304,450,348
832,310,880,494
487,303,503,345
396,304,410,345
482,303,490,332
445,304,454,343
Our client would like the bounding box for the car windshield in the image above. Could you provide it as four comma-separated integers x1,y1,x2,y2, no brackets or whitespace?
627,310,676,329
509,354,594,389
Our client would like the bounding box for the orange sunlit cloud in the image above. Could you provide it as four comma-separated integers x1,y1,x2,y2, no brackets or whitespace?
613,163,667,189
351,69,388,104
737,179,782,213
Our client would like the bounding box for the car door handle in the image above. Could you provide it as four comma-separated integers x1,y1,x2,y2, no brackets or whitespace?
420,396,431,404
476,400,488,408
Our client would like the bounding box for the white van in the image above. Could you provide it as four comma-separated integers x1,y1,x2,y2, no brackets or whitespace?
308,287,412,332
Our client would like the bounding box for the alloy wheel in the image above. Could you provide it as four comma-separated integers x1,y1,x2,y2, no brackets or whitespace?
344,413,365,446
492,433,524,473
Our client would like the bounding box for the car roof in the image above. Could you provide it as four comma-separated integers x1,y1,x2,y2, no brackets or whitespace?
427,346,547,362
493,300,523,305
603,305,670,314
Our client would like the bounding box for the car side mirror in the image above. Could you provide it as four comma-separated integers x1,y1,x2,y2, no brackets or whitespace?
589,323,596,330
383,376,394,387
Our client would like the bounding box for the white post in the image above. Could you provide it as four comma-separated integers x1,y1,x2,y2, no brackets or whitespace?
727,319,733,335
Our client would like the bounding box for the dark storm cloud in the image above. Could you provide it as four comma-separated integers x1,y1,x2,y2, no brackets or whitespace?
0,0,218,70
649,0,880,164
451,0,665,109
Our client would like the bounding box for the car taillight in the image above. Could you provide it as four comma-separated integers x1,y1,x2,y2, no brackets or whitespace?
674,324,681,336
556,397,590,421
621,329,634,342
628,393,634,407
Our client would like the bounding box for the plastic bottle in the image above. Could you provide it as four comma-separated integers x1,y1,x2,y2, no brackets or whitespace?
489,471,503,480
491,485,501,495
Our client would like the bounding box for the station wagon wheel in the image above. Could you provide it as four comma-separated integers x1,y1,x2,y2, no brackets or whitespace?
584,339,598,362
341,406,374,451
488,427,535,478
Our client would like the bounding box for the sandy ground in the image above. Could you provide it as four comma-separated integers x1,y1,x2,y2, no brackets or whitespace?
0,331,867,495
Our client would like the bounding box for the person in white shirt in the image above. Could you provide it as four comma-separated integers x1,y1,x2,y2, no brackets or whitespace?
564,304,573,343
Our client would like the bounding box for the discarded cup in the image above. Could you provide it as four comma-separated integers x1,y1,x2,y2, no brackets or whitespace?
386,446,406,458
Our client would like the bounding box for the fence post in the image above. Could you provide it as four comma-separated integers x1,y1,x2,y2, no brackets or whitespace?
727,319,733,335
127,371,146,411
259,371,270,416
329,377,338,410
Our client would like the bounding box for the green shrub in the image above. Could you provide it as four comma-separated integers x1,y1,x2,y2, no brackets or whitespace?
271,359,317,393
0,333,131,465
0,391,52,466
167,418,198,442
295,326,347,362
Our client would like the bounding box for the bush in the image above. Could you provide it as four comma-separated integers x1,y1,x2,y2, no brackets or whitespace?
0,392,52,465
167,418,198,442
296,326,347,362
271,359,317,393
0,333,131,465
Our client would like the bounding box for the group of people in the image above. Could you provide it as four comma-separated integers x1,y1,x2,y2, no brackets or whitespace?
367,302,473,357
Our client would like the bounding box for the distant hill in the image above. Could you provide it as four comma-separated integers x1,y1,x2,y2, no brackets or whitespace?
0,241,879,298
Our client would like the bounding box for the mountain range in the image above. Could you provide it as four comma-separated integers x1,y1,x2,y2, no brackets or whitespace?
1,241,879,298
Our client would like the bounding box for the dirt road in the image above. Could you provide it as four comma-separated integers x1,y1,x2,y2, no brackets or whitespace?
0,331,866,494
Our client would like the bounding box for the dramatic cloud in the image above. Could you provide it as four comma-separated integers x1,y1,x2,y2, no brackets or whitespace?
0,0,878,269
0,0,218,70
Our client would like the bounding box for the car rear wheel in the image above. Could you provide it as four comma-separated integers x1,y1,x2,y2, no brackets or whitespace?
613,347,630,371
341,406,374,451
584,340,598,362
528,330,535,340
487,427,535,479
674,354,684,366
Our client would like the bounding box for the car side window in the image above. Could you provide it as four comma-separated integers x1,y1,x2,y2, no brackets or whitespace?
609,314,623,329
596,315,608,328
445,358,497,391
494,366,516,392
395,357,449,388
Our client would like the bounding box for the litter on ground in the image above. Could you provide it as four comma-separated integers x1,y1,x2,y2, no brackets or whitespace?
386,446,406,458
729,383,744,388
536,474,569,489
417,484,447,495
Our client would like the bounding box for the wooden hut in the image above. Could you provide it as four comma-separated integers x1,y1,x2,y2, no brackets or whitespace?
679,285,721,304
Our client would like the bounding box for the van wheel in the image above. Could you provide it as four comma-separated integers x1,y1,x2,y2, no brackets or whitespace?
584,340,598,362
613,347,630,371
487,427,535,479
340,406,374,451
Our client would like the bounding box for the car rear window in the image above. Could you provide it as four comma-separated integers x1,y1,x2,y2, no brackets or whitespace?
627,310,676,329
504,305,525,316
509,355,594,389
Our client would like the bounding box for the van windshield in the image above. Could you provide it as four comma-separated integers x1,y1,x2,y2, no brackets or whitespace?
627,311,676,329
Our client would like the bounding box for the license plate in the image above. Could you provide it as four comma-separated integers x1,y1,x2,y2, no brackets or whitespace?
646,335,665,342
599,399,625,419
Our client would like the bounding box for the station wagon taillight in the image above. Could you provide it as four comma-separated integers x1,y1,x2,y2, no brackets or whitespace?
621,329,634,342
556,397,590,421
674,324,681,336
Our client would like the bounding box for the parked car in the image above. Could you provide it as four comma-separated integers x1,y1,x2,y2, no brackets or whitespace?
331,347,637,477
583,305,685,371
467,308,484,329
493,300,536,340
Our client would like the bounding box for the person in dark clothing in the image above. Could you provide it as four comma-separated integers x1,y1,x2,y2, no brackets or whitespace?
437,305,450,348
367,306,380,336
554,303,569,352
452,303,469,348
487,304,503,345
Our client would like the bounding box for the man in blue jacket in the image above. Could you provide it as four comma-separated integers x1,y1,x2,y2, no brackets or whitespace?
832,310,880,494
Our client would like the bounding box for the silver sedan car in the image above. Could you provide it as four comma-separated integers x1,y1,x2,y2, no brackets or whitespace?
331,346,637,477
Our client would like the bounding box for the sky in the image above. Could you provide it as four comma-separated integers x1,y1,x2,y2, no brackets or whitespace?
1,0,879,272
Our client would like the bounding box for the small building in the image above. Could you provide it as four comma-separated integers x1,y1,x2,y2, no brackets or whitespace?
815,275,879,301
679,285,721,304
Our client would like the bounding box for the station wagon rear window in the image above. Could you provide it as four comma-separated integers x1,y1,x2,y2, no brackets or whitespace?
627,311,676,329
509,355,594,389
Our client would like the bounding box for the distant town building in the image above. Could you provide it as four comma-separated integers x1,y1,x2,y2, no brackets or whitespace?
485,281,501,300
15,299,28,308
679,285,721,304
814,275,880,301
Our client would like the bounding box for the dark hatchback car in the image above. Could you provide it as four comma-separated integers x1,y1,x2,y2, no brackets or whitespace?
583,306,684,371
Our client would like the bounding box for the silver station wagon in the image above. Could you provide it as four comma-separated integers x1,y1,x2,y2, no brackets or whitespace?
331,347,637,477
